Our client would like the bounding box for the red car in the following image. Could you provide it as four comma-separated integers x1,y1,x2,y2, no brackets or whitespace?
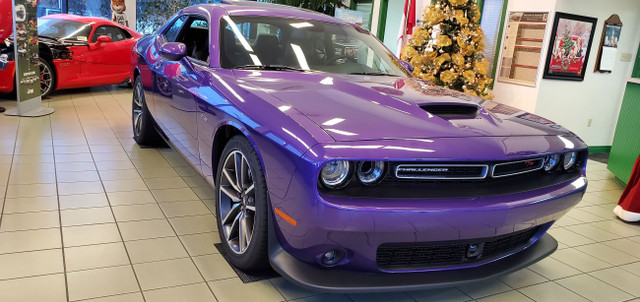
0,14,142,97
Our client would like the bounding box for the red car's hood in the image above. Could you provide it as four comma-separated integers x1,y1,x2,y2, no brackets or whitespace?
234,71,573,142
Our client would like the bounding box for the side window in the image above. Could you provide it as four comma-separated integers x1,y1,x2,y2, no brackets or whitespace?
91,25,129,43
175,17,210,62
164,16,188,42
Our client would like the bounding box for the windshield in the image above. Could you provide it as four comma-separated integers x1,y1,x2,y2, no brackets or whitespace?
220,16,408,77
38,19,92,42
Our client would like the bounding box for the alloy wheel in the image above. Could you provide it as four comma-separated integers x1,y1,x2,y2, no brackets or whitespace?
39,60,52,96
132,81,144,137
219,150,256,254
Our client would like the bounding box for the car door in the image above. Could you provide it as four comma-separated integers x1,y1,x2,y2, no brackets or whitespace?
76,24,136,85
150,15,209,169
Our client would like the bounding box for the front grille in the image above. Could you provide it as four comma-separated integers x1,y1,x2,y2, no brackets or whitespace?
492,158,544,178
377,226,542,270
395,164,488,180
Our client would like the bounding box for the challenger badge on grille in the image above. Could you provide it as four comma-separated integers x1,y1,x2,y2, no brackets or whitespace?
395,164,488,180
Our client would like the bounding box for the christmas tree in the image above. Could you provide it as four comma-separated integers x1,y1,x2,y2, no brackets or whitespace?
400,0,493,99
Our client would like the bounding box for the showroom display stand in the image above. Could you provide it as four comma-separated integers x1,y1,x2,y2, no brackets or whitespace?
4,97,54,117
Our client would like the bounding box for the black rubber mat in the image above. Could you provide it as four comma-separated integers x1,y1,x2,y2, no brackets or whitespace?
214,243,280,283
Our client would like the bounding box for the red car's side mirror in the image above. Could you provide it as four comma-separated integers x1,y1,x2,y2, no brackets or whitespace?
95,35,112,46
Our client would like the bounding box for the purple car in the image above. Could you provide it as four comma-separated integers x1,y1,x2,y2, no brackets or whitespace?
131,1,587,292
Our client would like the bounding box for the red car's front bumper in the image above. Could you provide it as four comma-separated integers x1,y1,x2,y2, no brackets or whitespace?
0,61,15,94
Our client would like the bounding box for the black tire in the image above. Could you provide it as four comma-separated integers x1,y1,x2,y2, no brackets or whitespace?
39,58,55,98
132,76,162,146
215,135,269,270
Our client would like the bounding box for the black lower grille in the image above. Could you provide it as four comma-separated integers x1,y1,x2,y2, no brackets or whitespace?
377,226,542,270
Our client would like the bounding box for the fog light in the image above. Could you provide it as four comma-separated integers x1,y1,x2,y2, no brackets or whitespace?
320,249,345,266
563,151,577,170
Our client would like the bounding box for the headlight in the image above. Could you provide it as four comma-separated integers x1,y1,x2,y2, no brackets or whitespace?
320,160,351,188
544,154,560,172
562,151,577,170
357,161,385,185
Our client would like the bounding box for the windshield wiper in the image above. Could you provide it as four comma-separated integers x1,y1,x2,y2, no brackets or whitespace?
348,72,392,76
236,65,307,72
37,35,60,41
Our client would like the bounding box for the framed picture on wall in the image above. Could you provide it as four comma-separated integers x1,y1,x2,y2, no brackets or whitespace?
542,12,597,81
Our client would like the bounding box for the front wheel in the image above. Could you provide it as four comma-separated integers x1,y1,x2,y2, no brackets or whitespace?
215,135,269,270
39,58,55,98
132,76,162,146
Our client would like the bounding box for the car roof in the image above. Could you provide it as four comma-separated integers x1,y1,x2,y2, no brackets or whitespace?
182,1,348,25
41,14,142,36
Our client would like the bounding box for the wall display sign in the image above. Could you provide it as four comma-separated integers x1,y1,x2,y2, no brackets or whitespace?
6,0,54,116
13,0,40,102
543,12,597,81
594,14,622,73
497,12,550,87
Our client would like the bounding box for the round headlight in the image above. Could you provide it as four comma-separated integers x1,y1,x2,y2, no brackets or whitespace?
544,154,560,172
320,160,351,188
563,152,577,170
357,161,385,185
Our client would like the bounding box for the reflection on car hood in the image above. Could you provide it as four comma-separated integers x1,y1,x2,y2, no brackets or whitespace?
234,71,573,142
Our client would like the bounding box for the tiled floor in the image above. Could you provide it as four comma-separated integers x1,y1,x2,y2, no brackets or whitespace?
1,86,640,302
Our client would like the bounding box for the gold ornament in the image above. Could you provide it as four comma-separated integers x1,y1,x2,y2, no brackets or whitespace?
454,10,469,25
436,34,453,47
400,45,419,61
448,0,469,6
440,70,457,83
473,59,489,75
462,70,476,83
452,53,465,66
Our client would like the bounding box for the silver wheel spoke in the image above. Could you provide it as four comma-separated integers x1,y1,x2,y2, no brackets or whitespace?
226,211,240,242
244,183,254,196
222,203,241,226
234,153,244,190
245,204,256,212
223,168,241,192
220,185,240,202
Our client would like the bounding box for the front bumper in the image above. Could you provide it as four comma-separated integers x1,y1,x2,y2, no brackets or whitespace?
269,231,557,293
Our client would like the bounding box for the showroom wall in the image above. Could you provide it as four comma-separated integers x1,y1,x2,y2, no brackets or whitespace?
492,0,640,147
535,0,640,147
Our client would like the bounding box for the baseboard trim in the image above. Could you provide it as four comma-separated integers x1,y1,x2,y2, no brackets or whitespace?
588,146,611,153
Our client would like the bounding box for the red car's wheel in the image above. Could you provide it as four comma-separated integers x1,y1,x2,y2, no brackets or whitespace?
39,58,55,98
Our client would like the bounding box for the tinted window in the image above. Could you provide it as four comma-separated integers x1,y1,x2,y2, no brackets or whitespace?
164,16,187,42
38,18,92,41
172,17,209,62
92,25,129,42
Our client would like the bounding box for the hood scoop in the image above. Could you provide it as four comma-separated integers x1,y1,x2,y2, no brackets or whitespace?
420,104,479,119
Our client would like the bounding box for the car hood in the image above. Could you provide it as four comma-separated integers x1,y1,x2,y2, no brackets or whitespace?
233,71,573,142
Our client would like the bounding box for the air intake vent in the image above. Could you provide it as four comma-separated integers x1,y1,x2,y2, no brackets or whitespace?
421,104,478,117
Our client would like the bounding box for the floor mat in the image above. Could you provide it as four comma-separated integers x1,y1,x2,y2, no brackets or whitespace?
214,243,280,283
590,153,609,164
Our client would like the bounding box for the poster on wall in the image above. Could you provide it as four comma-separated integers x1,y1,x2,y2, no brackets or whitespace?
542,12,597,81
13,0,41,103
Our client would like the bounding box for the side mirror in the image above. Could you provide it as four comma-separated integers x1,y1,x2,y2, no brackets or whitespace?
95,35,112,46
400,60,414,73
159,42,187,61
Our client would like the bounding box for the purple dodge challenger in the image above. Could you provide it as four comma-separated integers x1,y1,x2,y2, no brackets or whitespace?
131,1,587,292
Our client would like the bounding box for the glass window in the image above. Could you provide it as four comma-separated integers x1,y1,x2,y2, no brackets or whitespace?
38,18,92,41
91,25,131,43
164,16,188,42
220,16,408,78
